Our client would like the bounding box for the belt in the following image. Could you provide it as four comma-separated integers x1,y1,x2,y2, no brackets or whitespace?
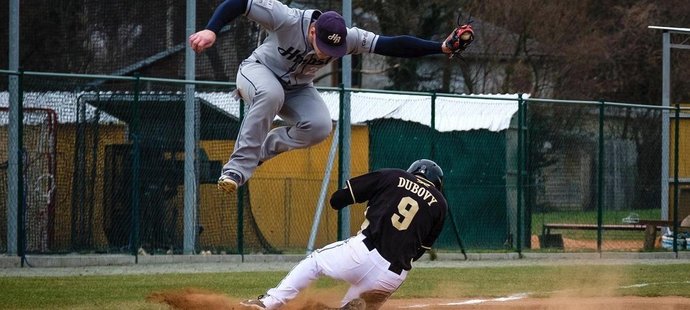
362,237,403,275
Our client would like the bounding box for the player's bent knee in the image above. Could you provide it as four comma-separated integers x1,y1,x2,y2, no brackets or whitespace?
309,118,333,143
295,119,331,146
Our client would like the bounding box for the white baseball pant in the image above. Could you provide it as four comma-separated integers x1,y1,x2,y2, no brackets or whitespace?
261,233,408,309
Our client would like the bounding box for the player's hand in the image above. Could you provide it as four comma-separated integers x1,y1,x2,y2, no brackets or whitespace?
189,29,217,54
443,24,474,58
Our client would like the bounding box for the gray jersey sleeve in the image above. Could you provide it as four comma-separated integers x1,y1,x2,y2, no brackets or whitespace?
245,0,296,31
346,27,380,55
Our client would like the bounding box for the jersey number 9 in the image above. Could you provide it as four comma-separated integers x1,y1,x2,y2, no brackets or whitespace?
391,196,419,230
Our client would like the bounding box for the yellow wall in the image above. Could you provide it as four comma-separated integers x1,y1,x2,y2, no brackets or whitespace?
53,124,128,250
200,126,370,250
198,139,239,249
669,112,690,177
669,109,690,221
18,122,368,252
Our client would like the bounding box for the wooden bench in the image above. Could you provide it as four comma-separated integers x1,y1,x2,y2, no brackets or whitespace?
540,223,648,249
542,221,690,250
542,223,647,235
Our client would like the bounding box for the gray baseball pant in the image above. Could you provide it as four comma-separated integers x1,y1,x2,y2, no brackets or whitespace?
222,60,333,185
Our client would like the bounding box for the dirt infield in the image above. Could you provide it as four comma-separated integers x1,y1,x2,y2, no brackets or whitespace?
384,296,690,309
148,288,690,310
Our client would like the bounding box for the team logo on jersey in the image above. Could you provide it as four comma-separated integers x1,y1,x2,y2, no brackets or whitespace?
327,33,342,44
278,46,330,67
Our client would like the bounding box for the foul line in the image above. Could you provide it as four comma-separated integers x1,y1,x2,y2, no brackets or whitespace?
399,281,690,308
399,293,529,308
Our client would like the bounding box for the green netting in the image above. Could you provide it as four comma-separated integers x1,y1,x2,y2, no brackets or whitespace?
368,119,510,249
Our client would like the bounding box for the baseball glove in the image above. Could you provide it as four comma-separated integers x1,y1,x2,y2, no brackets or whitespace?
444,23,474,58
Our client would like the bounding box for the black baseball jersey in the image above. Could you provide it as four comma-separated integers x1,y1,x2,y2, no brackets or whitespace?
332,168,448,271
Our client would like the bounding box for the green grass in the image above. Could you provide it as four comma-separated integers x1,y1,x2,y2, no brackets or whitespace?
2,264,690,309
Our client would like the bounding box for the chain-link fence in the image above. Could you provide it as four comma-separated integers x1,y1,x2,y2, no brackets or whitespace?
2,70,689,257
525,100,664,252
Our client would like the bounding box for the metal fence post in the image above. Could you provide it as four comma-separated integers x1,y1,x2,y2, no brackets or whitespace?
431,91,436,130
517,94,524,255
8,0,20,260
130,74,141,262
673,104,680,254
337,83,350,240
183,0,197,256
597,100,605,253
238,99,245,261
16,71,25,264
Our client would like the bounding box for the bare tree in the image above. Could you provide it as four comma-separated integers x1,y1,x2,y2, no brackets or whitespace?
466,0,690,103
353,0,460,92
17,0,92,72
5,0,690,100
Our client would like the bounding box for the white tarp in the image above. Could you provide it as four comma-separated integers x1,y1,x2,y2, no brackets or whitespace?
1,91,525,132
0,91,121,124
321,92,524,132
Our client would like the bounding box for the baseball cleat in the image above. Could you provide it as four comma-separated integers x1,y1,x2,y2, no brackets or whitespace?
217,172,241,193
240,295,266,309
333,298,366,310
315,298,366,310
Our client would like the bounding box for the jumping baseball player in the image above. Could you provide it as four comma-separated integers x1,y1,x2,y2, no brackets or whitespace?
189,0,474,194
240,159,448,310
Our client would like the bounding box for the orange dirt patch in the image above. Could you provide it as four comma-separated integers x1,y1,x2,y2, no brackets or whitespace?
147,289,690,310
530,235,654,251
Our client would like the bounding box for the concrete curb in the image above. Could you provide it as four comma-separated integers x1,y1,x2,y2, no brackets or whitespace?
2,251,689,269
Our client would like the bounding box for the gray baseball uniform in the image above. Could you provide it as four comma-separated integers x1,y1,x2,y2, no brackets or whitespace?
224,0,379,185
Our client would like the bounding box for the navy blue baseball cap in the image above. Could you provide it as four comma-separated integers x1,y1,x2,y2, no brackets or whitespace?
315,11,347,58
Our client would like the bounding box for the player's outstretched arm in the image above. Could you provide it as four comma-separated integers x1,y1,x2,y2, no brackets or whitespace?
373,35,447,58
372,22,474,59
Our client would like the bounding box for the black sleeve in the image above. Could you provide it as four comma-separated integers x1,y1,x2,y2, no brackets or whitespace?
329,186,355,210
205,0,248,34
329,170,387,210
412,247,426,261
373,35,443,58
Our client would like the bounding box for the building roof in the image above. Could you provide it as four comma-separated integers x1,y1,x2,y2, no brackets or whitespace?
0,91,524,132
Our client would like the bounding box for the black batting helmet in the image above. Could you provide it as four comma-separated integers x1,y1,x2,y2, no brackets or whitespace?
407,159,444,190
